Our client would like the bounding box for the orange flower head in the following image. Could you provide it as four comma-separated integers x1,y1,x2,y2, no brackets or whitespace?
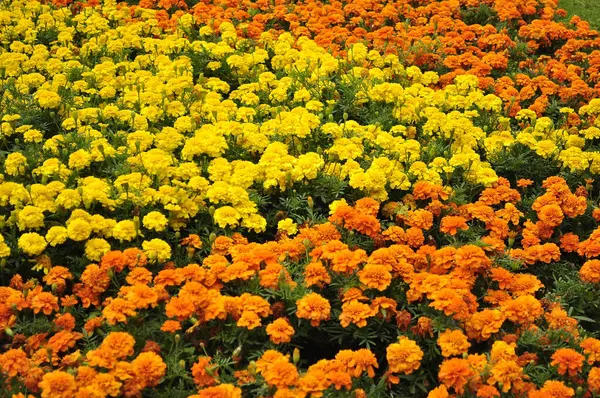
438,358,474,394
440,216,469,236
192,356,218,387
296,293,331,327
386,336,423,375
266,318,295,344
437,329,471,357
551,348,585,376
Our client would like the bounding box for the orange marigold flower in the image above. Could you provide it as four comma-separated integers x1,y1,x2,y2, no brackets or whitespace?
266,318,295,344
125,284,159,310
517,179,534,188
559,233,580,253
181,234,203,249
211,236,233,255
339,299,376,328
131,351,166,388
354,197,380,217
30,292,59,315
589,367,600,394
126,267,153,285
296,293,331,327
303,261,331,288
160,320,181,333
532,380,574,398
501,295,543,325
538,204,564,227
545,306,578,335
490,341,518,363
194,384,242,397
427,385,450,398
487,360,524,393
122,247,148,268
102,297,137,325
100,250,126,272
0,348,29,378
405,209,434,230
386,336,423,375
440,216,469,236
581,338,600,364
550,348,584,376
476,385,500,398
580,260,600,283
438,358,474,394
54,313,76,331
405,227,425,248
593,208,600,222
437,329,471,358
357,263,392,291
382,226,406,243
261,357,299,389
192,356,218,387
455,245,491,274
39,370,77,398
352,348,379,378
165,295,196,321
348,214,381,238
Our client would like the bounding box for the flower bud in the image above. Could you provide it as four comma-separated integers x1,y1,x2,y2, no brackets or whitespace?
293,348,300,365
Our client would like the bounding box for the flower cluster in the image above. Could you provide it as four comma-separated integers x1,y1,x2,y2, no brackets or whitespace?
1,0,600,397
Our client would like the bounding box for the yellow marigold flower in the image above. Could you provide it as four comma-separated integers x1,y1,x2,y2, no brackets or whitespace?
35,89,61,109
4,152,27,176
0,234,10,258
45,226,68,247
277,218,297,235
67,218,92,241
17,205,45,231
143,211,169,232
18,232,47,256
142,239,171,263
84,238,111,261
112,220,138,242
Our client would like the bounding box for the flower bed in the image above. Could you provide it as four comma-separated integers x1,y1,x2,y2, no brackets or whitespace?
1,0,600,397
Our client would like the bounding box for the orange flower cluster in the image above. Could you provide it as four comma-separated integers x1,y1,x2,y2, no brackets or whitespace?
3,174,600,396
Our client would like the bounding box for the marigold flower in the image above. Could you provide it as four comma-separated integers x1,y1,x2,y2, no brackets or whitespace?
580,260,600,283
266,318,295,344
440,216,469,235
501,295,543,325
438,358,474,394
550,348,585,376
0,348,29,378
531,380,574,398
131,351,167,388
296,293,331,327
192,356,218,387
589,367,600,393
487,360,524,393
437,329,471,357
386,336,423,375
357,263,392,291
339,299,376,328
39,370,77,398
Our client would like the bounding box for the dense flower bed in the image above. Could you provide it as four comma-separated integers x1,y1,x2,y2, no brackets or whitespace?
2,0,600,397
